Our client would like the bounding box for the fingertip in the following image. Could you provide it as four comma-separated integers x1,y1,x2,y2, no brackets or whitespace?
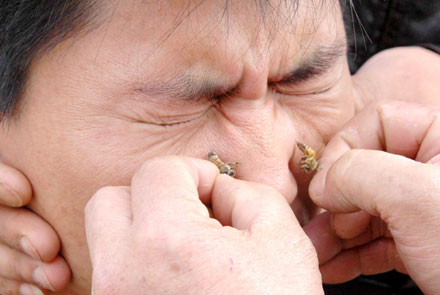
303,212,343,265
191,157,220,177
12,210,61,262
40,256,72,291
332,211,371,240
190,158,220,204
28,234,61,262
0,164,32,206
310,134,355,208
20,219,61,262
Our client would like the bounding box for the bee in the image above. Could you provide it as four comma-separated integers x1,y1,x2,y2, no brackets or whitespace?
208,152,237,177
297,142,319,173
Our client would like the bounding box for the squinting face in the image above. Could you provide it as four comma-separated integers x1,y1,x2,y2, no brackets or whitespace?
0,1,356,294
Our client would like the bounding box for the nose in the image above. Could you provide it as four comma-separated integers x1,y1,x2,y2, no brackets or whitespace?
207,58,317,222
212,94,319,222
213,89,298,204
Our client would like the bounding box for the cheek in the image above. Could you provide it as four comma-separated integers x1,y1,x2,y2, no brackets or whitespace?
0,117,101,293
294,74,356,143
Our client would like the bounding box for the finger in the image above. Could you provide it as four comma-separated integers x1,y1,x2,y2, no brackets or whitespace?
130,156,219,226
19,283,45,295
310,149,440,234
0,163,32,207
337,215,392,249
0,205,60,261
331,211,371,239
320,238,407,284
0,243,70,291
0,278,43,295
211,175,304,240
304,213,391,266
307,101,440,291
310,101,440,207
85,186,132,264
309,101,440,220
309,149,440,291
303,212,343,265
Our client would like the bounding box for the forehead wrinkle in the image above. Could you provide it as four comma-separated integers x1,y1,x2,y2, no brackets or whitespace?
128,0,342,98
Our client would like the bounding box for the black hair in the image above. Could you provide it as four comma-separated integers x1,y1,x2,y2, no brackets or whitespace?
0,1,97,119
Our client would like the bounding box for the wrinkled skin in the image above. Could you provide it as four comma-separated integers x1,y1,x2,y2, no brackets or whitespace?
0,1,355,293
308,100,440,295
86,157,325,295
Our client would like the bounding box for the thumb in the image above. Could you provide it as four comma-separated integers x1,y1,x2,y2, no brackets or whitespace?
211,175,306,241
85,186,132,265
310,148,440,293
0,163,32,207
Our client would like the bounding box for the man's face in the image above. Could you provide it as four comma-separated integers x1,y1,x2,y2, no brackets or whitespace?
0,1,355,294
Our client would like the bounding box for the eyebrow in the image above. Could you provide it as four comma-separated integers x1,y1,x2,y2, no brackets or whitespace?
135,75,233,102
134,41,347,101
275,41,347,85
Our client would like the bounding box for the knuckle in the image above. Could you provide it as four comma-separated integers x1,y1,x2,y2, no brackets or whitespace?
374,100,397,115
254,184,286,204
92,186,123,203
93,186,120,199
137,221,187,247
86,186,122,214
242,182,291,217
134,156,193,184
138,155,183,174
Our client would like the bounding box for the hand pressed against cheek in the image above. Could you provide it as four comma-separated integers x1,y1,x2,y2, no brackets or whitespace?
0,1,355,294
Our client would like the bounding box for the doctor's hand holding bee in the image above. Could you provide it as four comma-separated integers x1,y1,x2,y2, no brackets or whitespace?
84,100,440,295
302,101,440,295
85,156,324,295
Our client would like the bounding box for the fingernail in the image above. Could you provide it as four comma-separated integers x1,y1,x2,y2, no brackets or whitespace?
33,266,55,291
0,183,23,207
20,236,41,260
19,283,44,295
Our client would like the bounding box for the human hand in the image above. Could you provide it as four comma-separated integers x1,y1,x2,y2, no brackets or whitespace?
352,46,440,108
0,163,71,295
85,156,323,295
308,101,440,294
